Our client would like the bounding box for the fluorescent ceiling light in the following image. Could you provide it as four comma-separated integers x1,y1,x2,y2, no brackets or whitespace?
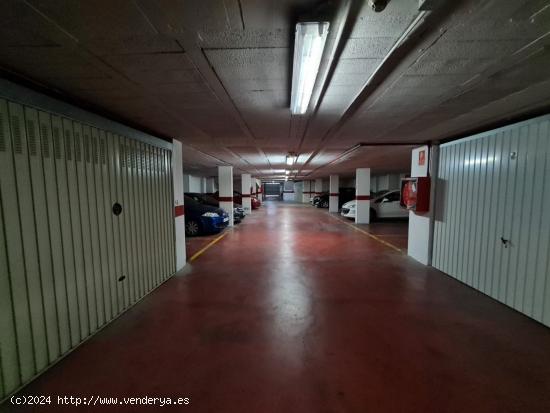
291,22,329,115
286,154,298,165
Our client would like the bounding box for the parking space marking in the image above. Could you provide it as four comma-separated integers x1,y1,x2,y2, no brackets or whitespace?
328,214,404,253
188,231,230,262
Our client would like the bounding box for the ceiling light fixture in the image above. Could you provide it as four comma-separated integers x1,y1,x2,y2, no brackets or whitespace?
290,22,330,115
286,154,298,165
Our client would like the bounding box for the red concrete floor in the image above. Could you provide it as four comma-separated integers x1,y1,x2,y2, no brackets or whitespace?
3,200,550,412
186,232,221,261
338,215,409,251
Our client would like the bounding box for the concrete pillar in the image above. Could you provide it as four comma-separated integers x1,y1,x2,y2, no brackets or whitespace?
301,180,309,203
315,178,323,196
256,179,263,201
355,168,370,224
218,165,234,226
172,140,186,269
329,175,339,213
241,173,252,215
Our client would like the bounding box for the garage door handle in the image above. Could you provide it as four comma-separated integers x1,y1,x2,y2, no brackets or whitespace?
501,237,509,248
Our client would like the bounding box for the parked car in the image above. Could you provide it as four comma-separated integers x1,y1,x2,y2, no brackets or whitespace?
316,188,355,209
341,190,408,221
212,190,261,209
311,192,327,206
185,192,245,224
184,195,229,236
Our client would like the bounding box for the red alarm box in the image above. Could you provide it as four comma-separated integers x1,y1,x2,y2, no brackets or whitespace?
400,177,430,213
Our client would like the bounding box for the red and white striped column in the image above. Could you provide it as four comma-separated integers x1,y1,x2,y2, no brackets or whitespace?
172,140,186,268
302,180,311,203
241,173,252,215
315,178,323,196
218,165,234,226
329,174,339,213
355,168,370,224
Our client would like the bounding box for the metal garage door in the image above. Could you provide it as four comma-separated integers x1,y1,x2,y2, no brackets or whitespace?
264,183,281,196
0,98,176,400
432,115,550,327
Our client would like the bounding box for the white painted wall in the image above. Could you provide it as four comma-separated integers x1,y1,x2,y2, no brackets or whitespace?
283,181,295,201
205,177,216,193
407,145,432,265
182,174,203,193
294,181,303,200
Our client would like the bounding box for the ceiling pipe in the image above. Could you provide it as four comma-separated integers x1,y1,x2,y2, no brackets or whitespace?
294,1,456,180
297,142,423,178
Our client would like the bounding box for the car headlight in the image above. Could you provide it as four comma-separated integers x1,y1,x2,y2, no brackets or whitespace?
202,212,219,218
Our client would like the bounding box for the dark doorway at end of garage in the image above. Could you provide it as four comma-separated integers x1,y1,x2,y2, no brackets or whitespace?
264,183,282,198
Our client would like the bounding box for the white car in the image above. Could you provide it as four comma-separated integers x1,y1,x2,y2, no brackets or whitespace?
340,190,408,220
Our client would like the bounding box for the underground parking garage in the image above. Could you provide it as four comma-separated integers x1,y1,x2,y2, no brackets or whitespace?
1,0,550,411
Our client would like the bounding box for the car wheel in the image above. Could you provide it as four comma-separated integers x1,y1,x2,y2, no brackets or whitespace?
185,220,201,236
370,208,377,222
320,200,329,208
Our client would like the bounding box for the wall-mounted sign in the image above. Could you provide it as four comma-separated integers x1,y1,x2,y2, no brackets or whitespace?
418,149,426,166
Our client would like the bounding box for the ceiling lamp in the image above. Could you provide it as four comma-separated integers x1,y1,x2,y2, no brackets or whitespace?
290,22,330,115
286,154,297,165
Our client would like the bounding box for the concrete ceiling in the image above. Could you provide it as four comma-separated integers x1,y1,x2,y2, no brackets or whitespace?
1,0,549,179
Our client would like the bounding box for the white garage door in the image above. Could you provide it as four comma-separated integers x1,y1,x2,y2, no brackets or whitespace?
432,115,550,327
0,98,176,400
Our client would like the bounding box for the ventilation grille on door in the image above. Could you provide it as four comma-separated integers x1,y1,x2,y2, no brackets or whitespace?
53,126,62,159
64,129,72,161
0,112,5,152
11,116,22,154
84,134,90,163
127,144,133,169
92,137,99,165
27,120,38,156
120,142,126,168
74,131,82,162
100,138,106,165
40,123,50,158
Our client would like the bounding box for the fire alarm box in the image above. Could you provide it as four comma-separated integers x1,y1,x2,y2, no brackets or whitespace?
400,177,430,213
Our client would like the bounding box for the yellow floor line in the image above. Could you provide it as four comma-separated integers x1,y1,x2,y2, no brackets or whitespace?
188,231,230,262
329,214,404,253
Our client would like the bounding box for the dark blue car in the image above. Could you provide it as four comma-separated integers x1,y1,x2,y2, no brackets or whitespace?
184,195,229,236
